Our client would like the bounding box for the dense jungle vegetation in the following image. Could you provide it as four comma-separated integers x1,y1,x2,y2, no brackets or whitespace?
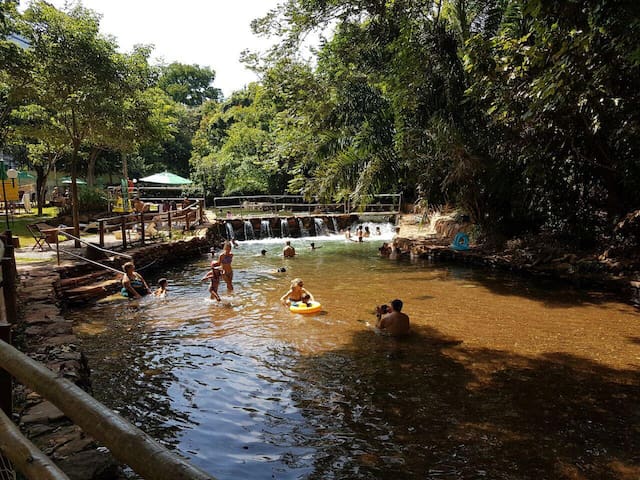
1,0,639,248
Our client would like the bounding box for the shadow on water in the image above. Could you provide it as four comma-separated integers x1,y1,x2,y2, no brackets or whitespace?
289,325,640,480
404,257,631,309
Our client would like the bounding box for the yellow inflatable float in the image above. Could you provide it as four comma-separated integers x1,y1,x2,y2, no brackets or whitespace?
289,301,322,314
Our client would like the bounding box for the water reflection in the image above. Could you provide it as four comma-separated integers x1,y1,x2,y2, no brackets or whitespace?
67,235,640,479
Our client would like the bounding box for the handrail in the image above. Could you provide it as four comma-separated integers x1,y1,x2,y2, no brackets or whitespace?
0,408,70,480
0,340,216,480
54,229,131,270
58,229,131,260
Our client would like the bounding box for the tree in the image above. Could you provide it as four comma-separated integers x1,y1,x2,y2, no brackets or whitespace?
21,1,154,242
157,62,221,106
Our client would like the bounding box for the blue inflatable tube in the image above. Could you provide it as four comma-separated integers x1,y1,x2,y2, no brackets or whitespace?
451,232,470,251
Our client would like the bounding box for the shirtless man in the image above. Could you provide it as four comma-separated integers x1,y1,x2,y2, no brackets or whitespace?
283,240,296,257
375,299,410,336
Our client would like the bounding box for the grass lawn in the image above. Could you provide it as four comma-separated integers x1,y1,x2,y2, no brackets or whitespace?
3,207,60,248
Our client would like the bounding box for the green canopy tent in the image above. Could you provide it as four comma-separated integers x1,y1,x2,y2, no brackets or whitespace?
60,176,87,185
138,171,192,185
18,171,36,183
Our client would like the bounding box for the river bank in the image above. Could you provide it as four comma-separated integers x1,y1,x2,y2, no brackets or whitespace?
394,214,640,305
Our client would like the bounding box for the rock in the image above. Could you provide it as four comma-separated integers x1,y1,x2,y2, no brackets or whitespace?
21,401,66,424
56,449,121,480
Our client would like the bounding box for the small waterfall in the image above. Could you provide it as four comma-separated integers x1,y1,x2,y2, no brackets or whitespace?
314,218,329,236
280,219,289,237
225,222,235,240
243,220,254,240
298,218,310,237
331,217,339,233
260,220,272,239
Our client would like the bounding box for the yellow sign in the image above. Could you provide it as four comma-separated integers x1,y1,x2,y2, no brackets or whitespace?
0,181,19,201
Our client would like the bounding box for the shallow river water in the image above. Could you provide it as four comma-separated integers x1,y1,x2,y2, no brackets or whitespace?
66,230,640,480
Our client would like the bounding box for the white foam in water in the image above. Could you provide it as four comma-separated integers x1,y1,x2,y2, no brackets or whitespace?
240,221,396,245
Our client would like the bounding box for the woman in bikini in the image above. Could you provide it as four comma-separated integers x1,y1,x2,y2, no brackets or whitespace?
218,241,234,291
121,262,151,299
280,278,315,306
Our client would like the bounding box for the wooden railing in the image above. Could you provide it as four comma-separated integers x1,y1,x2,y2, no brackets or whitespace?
95,201,205,249
0,231,217,480
212,193,402,217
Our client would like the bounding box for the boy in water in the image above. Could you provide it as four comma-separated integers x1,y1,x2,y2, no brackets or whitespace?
201,261,222,301
153,278,168,297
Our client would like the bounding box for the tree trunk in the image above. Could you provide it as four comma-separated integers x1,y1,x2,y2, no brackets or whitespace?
87,147,99,187
71,143,81,248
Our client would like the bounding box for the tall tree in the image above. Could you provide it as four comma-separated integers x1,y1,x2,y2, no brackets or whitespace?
21,1,154,242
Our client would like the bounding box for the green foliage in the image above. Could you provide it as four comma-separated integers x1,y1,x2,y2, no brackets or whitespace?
78,186,108,213
157,62,221,106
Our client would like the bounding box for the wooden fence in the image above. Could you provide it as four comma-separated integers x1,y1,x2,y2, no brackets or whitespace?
94,201,206,249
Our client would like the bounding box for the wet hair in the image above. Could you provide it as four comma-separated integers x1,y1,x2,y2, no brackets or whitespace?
122,261,134,272
391,299,403,312
158,278,167,286
261,249,267,255
277,267,286,272
291,278,303,288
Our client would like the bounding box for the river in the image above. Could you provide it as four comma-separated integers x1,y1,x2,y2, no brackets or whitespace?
66,229,640,479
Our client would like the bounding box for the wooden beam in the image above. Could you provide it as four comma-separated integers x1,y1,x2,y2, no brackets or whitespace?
0,408,70,480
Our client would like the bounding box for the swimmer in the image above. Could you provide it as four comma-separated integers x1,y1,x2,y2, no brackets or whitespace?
309,242,322,250
280,278,315,306
261,249,267,256
283,240,296,257
153,278,168,297
375,299,410,336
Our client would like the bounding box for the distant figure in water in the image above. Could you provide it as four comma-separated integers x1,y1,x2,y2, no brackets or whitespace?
379,242,392,256
375,299,410,336
153,278,168,297
375,226,381,236
309,242,321,250
280,278,315,306
357,225,364,242
283,240,296,257
261,249,267,256
364,226,371,238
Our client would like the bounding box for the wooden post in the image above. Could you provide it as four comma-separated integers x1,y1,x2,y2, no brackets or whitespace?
1,240,16,326
99,220,104,247
0,324,11,417
121,216,127,250
55,230,61,265
140,213,145,246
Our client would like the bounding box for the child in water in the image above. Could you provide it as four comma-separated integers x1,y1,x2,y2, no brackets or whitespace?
280,278,315,306
153,278,168,297
201,261,222,301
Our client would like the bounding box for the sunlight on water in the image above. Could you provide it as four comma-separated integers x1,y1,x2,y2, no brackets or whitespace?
67,230,640,480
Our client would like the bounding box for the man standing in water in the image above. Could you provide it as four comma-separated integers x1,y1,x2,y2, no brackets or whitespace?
283,240,296,257
375,299,410,336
